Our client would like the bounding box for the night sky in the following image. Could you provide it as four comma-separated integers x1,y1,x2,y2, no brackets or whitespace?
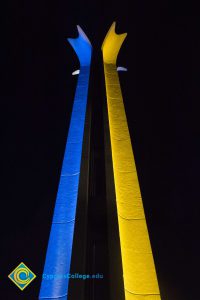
1,1,200,299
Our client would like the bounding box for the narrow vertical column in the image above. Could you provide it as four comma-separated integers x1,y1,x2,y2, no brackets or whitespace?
102,22,161,300
39,26,92,300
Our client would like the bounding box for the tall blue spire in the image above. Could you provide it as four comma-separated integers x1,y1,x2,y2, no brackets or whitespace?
39,26,92,300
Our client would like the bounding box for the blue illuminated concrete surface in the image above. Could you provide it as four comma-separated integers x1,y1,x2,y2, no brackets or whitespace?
39,26,92,300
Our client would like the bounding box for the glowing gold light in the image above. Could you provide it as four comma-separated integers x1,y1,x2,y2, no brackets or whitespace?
102,22,161,300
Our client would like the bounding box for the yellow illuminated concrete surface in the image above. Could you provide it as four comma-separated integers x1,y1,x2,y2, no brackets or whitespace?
102,22,161,299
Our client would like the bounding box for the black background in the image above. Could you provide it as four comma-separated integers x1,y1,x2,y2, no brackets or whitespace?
1,0,200,299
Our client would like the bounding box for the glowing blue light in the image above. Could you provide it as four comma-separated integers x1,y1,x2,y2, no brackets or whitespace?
117,66,128,72
39,26,92,300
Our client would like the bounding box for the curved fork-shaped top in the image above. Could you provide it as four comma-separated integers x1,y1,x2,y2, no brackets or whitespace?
68,25,92,66
102,22,127,64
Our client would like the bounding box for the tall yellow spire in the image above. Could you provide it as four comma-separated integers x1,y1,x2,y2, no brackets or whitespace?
102,22,161,300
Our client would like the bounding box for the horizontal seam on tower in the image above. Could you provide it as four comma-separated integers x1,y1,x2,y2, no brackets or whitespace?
118,214,145,220
125,288,160,296
61,172,80,176
53,219,75,224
